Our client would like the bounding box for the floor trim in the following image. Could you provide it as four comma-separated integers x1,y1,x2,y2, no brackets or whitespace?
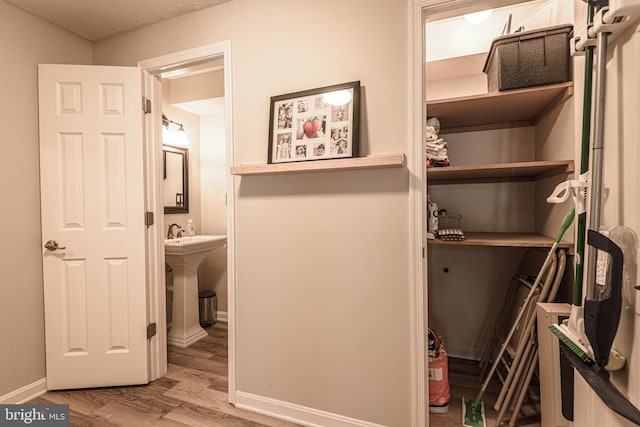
216,311,228,323
0,379,47,404
235,391,386,427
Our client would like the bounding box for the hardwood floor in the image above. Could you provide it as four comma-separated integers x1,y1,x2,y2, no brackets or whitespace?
430,358,541,427
30,325,543,426
30,322,299,427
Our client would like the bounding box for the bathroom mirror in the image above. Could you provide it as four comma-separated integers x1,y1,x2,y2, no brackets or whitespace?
163,145,189,214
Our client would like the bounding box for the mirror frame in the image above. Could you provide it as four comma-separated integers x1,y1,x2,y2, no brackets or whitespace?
163,145,189,214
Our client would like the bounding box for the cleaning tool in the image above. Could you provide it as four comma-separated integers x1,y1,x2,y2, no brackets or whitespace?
546,3,596,365
550,0,629,371
584,230,623,369
549,1,640,424
462,208,574,427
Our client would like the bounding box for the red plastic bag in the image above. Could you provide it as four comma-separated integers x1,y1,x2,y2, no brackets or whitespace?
428,329,450,413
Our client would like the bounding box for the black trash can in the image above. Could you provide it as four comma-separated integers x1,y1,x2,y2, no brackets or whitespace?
198,290,217,328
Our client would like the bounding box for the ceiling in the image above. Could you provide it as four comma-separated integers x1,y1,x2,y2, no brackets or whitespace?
3,0,231,41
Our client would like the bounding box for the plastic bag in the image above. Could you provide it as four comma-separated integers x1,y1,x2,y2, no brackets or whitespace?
428,328,450,413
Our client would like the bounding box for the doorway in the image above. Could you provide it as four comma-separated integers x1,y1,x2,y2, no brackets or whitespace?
418,0,573,425
139,41,237,404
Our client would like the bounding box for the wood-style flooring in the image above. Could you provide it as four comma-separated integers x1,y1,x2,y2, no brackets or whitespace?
30,322,299,426
30,324,542,426
430,358,541,427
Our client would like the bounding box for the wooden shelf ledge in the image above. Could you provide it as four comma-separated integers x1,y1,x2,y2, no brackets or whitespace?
427,159,574,184
427,82,574,134
428,232,573,253
231,153,406,176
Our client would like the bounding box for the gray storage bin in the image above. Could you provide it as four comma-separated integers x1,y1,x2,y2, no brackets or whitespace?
483,24,573,92
198,290,217,328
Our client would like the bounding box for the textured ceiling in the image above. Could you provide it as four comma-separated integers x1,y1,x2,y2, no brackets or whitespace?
3,0,231,41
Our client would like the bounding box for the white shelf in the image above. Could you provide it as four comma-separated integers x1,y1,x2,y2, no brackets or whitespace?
427,82,574,134
427,159,574,184
231,153,406,176
428,232,573,253
426,82,575,251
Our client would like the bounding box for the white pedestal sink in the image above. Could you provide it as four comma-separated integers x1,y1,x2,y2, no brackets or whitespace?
165,235,226,348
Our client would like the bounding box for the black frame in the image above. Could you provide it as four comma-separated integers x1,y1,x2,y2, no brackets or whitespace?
268,81,360,164
163,145,189,214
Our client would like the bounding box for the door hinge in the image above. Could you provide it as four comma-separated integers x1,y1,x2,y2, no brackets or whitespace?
147,323,157,340
142,97,152,114
145,211,154,227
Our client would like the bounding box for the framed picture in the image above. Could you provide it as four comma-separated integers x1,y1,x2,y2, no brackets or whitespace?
268,81,360,164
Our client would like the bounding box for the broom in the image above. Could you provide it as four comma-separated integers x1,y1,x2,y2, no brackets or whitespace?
462,208,574,427
547,3,596,366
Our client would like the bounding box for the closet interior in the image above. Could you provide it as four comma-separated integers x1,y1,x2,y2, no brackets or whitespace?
424,1,576,425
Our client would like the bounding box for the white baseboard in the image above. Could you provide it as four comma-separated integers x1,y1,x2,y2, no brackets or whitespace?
216,311,228,323
235,391,385,427
446,344,482,361
0,378,47,404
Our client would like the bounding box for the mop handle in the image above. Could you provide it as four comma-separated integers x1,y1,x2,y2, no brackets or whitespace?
479,208,574,394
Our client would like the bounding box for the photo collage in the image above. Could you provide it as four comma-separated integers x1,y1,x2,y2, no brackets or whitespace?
271,89,354,163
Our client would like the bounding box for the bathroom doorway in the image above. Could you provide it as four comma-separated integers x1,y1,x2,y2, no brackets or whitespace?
140,41,237,403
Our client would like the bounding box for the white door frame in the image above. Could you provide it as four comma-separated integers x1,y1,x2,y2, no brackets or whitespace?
138,41,237,403
408,2,427,426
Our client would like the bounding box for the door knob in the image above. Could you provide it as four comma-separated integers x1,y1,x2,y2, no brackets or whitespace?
44,240,66,251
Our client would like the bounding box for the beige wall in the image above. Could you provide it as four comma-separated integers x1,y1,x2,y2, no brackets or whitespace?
94,0,412,424
170,70,224,104
198,113,227,312
0,1,93,397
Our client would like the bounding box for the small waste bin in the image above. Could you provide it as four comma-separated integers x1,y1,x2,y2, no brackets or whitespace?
198,290,217,327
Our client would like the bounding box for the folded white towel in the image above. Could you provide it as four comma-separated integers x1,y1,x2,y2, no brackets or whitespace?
426,150,449,161
426,117,440,135
426,126,438,142
426,138,446,149
425,148,449,156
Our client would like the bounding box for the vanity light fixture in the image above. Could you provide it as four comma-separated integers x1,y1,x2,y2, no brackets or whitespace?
162,114,189,147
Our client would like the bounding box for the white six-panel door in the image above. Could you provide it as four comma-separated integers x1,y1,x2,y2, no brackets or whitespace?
38,64,148,390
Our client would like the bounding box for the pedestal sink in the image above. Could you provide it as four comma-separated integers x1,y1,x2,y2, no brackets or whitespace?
165,235,226,348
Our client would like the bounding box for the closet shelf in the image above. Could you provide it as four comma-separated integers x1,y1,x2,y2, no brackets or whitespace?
426,82,574,134
428,232,573,253
231,153,405,176
427,159,574,184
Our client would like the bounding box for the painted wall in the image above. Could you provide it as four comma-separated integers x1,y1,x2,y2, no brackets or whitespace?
94,0,412,425
198,113,228,313
0,0,93,398
170,71,224,104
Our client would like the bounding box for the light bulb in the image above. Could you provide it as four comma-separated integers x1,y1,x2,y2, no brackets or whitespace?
323,89,352,106
173,126,189,147
464,9,493,24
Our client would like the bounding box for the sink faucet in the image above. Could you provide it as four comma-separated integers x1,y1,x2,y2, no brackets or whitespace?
167,223,183,239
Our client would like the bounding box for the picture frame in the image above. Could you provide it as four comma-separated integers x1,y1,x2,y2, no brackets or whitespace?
268,81,360,164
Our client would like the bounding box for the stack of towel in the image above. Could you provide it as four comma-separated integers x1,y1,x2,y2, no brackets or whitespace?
426,117,449,168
